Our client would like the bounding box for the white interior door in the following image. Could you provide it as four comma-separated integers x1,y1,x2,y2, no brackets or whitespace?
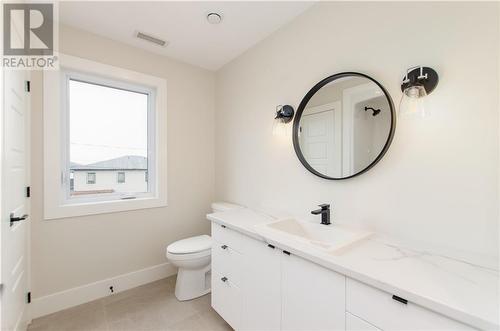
299,101,342,177
1,66,31,330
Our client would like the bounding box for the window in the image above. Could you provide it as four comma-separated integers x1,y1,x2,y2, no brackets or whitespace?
43,54,167,219
66,76,154,197
117,172,126,183
87,172,96,184
67,76,151,199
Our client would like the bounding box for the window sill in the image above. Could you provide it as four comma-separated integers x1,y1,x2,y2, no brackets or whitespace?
44,196,167,220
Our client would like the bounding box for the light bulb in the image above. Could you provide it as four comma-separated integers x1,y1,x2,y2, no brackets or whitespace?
405,85,427,98
399,85,430,117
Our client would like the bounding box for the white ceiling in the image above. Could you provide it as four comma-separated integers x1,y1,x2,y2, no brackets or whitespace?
59,1,314,71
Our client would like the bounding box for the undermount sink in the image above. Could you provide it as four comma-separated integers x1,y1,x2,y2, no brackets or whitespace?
255,218,372,253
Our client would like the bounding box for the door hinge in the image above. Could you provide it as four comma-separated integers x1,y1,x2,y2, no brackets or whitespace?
27,292,31,304
26,186,30,198
25,81,30,92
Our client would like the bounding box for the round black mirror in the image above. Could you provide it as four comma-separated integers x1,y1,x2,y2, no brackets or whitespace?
293,72,396,180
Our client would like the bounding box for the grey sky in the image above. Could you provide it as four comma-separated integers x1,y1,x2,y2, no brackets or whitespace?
69,80,148,165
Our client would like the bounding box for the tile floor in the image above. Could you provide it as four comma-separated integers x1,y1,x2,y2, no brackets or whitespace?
28,276,232,331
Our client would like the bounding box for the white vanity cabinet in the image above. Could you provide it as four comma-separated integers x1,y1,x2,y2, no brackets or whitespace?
211,225,245,329
212,222,282,330
241,242,281,331
211,271,241,329
281,252,346,330
346,312,381,331
211,221,478,331
211,222,347,331
346,279,476,331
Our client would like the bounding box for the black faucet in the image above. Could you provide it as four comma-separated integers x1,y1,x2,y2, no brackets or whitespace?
311,204,331,225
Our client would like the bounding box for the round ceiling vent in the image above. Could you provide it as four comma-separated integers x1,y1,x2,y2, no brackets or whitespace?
207,12,222,24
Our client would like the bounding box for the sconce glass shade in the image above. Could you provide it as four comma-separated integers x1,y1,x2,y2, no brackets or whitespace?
399,66,438,117
399,85,429,117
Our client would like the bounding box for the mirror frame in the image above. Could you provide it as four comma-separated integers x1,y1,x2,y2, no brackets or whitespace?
292,72,396,180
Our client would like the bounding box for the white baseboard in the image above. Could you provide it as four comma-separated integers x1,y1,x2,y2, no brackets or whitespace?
31,262,177,319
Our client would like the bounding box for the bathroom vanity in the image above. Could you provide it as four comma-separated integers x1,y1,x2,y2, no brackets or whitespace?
208,208,499,331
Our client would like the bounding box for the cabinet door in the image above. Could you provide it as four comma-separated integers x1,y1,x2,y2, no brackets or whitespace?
212,272,242,330
281,253,346,331
241,242,282,331
346,312,381,331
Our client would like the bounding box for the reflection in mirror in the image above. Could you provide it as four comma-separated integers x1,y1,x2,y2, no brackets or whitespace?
294,74,395,179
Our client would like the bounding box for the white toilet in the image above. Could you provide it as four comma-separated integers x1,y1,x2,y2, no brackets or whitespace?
166,202,241,301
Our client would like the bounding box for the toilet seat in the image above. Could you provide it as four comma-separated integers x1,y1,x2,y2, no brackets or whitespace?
166,248,210,261
167,235,211,255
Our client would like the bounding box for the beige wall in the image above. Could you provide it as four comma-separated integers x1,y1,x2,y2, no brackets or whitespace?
215,2,499,257
31,2,500,299
31,25,215,297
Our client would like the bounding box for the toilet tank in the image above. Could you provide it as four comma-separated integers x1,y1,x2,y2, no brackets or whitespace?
211,202,241,213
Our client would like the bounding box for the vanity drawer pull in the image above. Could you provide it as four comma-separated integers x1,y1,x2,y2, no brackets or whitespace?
221,276,228,282
267,244,275,249
283,250,291,256
221,245,228,250
392,295,408,305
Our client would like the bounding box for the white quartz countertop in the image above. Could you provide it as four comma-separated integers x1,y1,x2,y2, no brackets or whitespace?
207,208,499,330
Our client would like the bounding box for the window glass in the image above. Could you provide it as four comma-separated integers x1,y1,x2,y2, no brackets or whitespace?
117,172,126,183
87,172,96,184
68,79,149,198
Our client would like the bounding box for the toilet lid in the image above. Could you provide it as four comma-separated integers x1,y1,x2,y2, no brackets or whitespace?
167,235,212,254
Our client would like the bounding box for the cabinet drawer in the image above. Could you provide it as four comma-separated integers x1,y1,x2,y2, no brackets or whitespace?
346,312,381,331
212,241,243,287
212,272,241,330
211,222,254,253
346,279,475,331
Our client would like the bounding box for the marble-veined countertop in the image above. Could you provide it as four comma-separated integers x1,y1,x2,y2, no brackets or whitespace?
207,208,499,330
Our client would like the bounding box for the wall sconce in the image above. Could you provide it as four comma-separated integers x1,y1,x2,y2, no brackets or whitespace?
399,66,439,117
273,105,294,136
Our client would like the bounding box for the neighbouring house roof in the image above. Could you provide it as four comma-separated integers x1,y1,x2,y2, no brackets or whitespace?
70,155,147,171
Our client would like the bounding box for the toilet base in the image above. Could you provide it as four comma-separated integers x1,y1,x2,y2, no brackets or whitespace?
174,265,211,301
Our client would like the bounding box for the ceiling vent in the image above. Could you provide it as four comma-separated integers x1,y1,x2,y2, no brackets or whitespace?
135,31,168,47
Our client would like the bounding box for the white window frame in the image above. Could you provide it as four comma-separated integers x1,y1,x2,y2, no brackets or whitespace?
44,54,167,219
60,70,156,203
